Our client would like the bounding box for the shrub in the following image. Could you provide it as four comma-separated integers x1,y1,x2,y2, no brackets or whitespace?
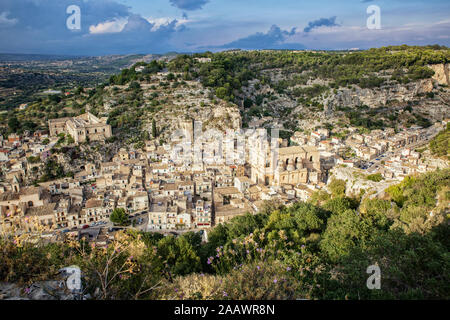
367,173,384,182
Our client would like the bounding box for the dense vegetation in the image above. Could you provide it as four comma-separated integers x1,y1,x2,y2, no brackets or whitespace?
1,169,448,300
168,45,448,100
165,45,448,132
430,123,450,160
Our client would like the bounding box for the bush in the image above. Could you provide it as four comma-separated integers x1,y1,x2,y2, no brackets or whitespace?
110,208,130,226
367,173,384,182
430,123,450,159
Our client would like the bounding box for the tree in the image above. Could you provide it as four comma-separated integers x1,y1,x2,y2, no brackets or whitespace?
243,98,253,108
75,86,84,95
323,197,357,215
291,202,328,234
8,116,20,133
157,236,202,275
129,81,141,91
110,208,130,226
215,87,228,100
320,209,374,261
152,119,158,138
166,73,175,81
328,179,347,198
334,227,450,299
141,130,150,141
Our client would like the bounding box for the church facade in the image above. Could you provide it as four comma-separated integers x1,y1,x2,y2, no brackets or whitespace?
48,112,112,144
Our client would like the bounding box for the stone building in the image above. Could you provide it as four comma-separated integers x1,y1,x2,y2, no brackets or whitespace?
0,186,52,232
250,142,324,186
0,186,51,218
48,112,112,144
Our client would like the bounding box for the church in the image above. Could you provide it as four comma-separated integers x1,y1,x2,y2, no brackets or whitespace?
48,112,112,144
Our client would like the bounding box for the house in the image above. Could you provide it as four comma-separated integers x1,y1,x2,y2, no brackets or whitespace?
0,149,10,162
176,213,192,229
81,199,111,223
234,176,253,193
194,199,212,229
215,198,253,225
129,192,149,212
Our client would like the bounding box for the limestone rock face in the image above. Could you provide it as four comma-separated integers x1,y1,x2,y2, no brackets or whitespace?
417,79,434,94
329,166,398,200
326,81,437,110
429,64,450,86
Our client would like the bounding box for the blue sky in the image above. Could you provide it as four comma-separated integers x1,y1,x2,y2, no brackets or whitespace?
0,0,449,55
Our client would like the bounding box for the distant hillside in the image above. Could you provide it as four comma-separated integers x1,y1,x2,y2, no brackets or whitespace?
167,46,449,139
0,54,161,110
0,53,81,62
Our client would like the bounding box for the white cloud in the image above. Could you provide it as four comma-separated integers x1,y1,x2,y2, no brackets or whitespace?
89,18,128,34
89,16,188,35
0,11,18,26
146,17,189,31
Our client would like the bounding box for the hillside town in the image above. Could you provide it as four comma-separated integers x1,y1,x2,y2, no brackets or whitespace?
0,111,447,243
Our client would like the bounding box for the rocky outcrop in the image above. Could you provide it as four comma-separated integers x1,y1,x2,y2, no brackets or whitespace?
429,64,450,86
326,80,436,110
0,281,83,300
329,166,398,199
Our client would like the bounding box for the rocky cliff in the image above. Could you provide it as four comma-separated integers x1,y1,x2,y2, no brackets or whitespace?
429,64,450,86
325,79,437,111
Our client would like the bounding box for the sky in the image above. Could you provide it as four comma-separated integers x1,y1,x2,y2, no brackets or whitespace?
0,0,449,56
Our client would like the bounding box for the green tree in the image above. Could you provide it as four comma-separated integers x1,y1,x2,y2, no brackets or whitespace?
157,236,202,275
215,87,228,100
328,179,347,198
110,208,130,226
323,197,357,215
320,209,374,261
129,81,141,91
152,119,158,138
334,227,450,299
8,116,20,133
